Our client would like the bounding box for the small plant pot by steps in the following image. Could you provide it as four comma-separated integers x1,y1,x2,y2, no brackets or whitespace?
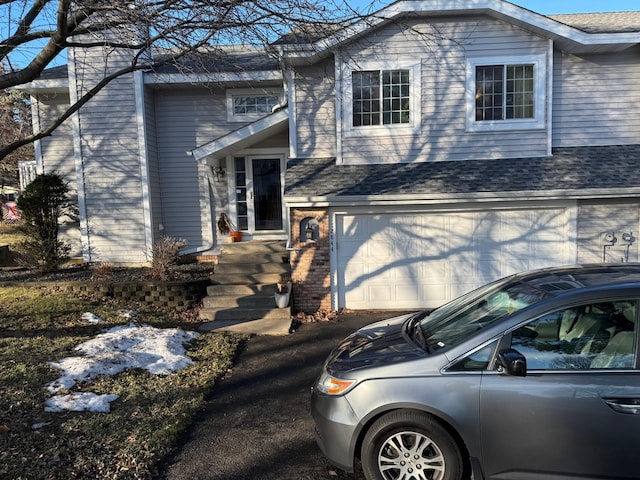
275,281,292,308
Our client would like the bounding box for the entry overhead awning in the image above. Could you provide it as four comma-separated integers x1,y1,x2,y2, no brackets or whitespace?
188,108,289,164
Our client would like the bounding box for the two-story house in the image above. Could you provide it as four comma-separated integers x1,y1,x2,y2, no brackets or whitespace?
19,0,640,313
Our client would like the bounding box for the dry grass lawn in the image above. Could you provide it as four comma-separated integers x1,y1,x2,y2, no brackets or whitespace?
0,274,244,479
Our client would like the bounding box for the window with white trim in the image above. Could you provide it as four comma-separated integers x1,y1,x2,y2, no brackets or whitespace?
466,55,546,132
226,89,282,122
352,69,410,126
342,61,420,137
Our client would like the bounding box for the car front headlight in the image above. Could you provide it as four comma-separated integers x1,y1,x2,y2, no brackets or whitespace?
315,371,357,395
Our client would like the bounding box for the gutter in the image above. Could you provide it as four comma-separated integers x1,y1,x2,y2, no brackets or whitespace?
284,187,640,208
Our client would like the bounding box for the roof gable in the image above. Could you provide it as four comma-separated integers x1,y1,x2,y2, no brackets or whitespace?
278,0,640,63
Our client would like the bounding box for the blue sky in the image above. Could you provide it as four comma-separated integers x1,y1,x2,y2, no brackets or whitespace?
507,0,639,13
4,0,638,70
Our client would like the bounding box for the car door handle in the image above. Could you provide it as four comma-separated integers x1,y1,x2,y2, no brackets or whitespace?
604,399,640,415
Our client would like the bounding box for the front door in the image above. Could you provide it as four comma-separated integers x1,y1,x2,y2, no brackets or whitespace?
233,156,284,233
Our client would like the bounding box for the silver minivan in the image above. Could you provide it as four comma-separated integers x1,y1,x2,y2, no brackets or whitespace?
311,264,640,480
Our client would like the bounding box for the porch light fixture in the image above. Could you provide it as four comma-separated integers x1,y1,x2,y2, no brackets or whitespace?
215,165,226,182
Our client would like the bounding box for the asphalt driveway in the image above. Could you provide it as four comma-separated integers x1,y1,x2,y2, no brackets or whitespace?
158,311,402,480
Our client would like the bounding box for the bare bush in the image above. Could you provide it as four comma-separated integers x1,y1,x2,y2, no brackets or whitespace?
150,236,187,280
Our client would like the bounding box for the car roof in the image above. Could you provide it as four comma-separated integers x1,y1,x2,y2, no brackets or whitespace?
510,264,640,297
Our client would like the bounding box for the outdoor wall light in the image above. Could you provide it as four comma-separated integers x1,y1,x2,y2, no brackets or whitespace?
601,232,616,245
621,232,634,245
215,165,226,182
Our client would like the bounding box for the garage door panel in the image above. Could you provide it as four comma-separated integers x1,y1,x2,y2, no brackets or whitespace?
337,208,568,309
366,239,396,260
367,285,395,302
420,284,449,305
397,285,421,302
421,261,448,282
505,259,532,275
342,262,367,285
363,263,395,283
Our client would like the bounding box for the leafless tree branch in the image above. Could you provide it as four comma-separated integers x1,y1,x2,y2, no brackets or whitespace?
0,0,383,165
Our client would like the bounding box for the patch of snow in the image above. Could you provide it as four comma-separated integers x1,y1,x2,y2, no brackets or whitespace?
45,321,199,413
45,393,120,413
82,312,103,324
32,422,52,430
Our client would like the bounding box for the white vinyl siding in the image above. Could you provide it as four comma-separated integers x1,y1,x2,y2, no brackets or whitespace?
153,88,289,247
71,42,148,263
33,92,81,256
335,16,549,164
552,47,640,147
576,202,640,264
293,60,337,158
144,87,163,241
154,89,228,247
33,93,75,186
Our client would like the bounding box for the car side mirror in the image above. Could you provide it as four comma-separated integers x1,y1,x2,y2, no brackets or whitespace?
497,348,527,377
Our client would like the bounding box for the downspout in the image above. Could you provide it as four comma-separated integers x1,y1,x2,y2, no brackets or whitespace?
134,71,154,260
68,45,92,262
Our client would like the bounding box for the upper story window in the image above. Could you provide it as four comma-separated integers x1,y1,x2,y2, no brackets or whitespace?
352,70,410,127
227,88,282,122
341,60,420,137
475,64,534,121
466,55,546,132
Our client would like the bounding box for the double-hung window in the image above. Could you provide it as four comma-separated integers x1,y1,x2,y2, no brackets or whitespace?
466,55,546,131
352,69,410,127
343,61,419,137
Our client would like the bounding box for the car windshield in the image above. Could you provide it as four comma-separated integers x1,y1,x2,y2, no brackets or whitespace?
419,277,549,351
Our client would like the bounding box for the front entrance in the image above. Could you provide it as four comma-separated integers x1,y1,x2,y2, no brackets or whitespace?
233,156,284,233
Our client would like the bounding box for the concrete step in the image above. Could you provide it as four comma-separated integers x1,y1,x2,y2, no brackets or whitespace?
217,252,289,264
212,263,291,278
202,294,276,309
214,263,290,275
198,313,292,336
206,284,278,296
199,306,291,322
220,241,287,255
210,272,288,285
198,240,292,334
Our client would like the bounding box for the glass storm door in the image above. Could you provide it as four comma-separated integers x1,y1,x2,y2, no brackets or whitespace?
233,157,283,232
252,158,283,231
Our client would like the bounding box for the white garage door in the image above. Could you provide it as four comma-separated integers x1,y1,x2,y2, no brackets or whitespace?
335,208,571,309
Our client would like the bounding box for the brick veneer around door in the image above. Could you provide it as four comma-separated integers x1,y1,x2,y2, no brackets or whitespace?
289,207,332,312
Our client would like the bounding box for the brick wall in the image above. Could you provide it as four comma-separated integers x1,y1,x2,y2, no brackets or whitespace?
289,207,331,312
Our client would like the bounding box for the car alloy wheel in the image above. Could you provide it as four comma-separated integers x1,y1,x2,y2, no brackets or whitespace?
362,411,462,480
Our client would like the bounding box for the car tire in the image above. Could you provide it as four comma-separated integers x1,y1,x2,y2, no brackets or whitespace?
361,410,463,480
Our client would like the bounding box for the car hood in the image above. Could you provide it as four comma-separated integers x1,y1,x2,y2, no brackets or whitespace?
326,313,426,374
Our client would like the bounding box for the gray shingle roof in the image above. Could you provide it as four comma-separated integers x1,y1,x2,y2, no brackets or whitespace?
36,64,68,79
150,46,280,74
549,12,640,34
284,145,640,199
